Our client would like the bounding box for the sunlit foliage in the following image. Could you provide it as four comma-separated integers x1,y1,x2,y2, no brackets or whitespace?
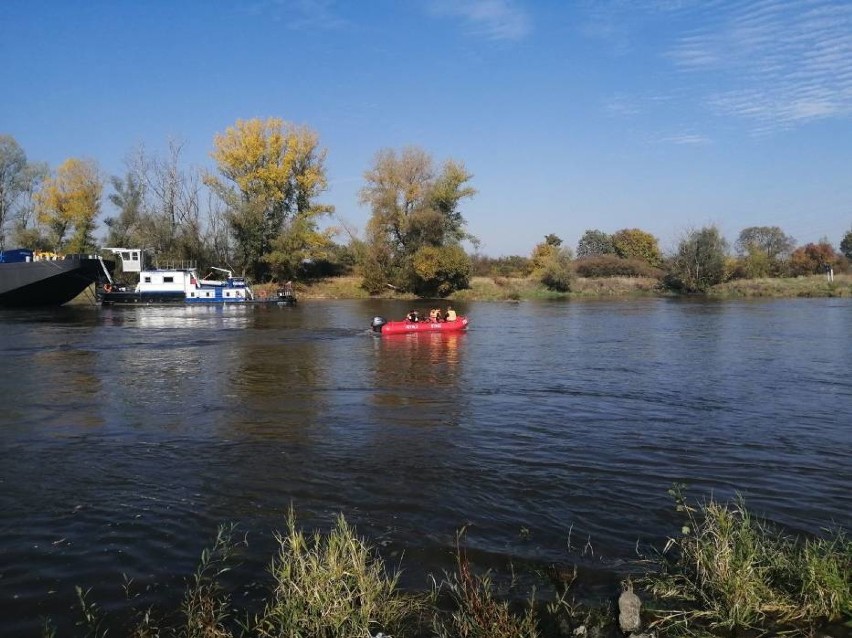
574,255,663,279
789,241,842,276
530,235,574,292
207,117,332,281
649,486,852,635
359,146,476,296
35,157,102,253
611,228,663,266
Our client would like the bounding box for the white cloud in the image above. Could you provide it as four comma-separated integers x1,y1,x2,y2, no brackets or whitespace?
427,0,532,41
659,133,712,145
666,0,852,131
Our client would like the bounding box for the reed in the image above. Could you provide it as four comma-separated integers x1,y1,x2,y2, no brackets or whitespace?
646,486,852,635
250,508,424,638
62,497,850,638
431,541,539,638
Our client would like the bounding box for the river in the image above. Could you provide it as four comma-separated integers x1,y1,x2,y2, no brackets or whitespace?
0,298,850,635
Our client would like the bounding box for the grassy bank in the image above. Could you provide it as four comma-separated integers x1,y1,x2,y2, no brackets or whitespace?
274,273,852,302
59,492,850,638
708,273,852,298
281,275,663,302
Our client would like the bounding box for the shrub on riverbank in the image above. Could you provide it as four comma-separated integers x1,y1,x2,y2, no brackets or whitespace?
645,486,852,636
63,496,850,638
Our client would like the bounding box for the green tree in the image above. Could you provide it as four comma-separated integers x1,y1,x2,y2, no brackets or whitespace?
0,135,28,247
359,146,476,296
735,226,795,277
104,171,145,248
668,225,729,292
410,244,472,296
577,229,615,257
207,117,332,280
840,228,852,261
0,135,48,249
612,228,663,266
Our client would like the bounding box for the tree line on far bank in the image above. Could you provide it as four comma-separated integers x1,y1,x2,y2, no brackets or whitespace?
2,127,851,297
489,224,851,294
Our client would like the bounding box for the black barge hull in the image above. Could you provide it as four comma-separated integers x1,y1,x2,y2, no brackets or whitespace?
0,256,113,307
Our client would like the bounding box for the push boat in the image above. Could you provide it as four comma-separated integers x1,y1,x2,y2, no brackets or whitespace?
0,249,114,307
371,315,469,335
98,248,296,306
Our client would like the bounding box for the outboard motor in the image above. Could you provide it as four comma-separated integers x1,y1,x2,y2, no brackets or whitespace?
370,316,387,333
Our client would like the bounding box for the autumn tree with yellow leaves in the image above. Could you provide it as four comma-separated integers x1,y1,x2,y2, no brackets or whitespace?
35,157,102,253
206,117,333,281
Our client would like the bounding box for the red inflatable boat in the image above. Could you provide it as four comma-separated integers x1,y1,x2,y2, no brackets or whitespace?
371,315,469,335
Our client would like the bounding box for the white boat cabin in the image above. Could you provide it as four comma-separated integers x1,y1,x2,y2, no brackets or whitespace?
104,248,254,302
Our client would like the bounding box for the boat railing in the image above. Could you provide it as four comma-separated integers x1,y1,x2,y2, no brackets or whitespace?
152,259,197,271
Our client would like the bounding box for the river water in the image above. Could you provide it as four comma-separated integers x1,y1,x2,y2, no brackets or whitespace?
0,298,850,635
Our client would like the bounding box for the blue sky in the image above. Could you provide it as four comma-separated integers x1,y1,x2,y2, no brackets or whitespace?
2,0,851,257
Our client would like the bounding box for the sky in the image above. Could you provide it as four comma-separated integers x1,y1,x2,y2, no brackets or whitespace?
2,0,851,257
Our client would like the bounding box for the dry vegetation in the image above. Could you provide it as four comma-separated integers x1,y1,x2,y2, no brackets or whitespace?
61,495,849,638
708,273,852,298
289,272,851,302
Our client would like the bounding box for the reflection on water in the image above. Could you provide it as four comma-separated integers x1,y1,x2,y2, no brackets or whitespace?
370,332,464,416
0,299,850,636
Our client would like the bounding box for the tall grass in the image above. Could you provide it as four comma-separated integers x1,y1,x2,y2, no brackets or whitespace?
431,535,539,638
251,508,421,638
62,497,851,638
647,486,852,635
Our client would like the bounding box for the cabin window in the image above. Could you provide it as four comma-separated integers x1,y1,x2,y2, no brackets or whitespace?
190,293,195,297
164,276,174,283
144,276,151,283
122,252,131,260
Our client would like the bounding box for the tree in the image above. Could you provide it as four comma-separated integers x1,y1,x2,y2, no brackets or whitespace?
104,171,145,248
531,235,574,292
735,226,795,277
35,158,102,253
207,117,332,280
577,229,615,257
789,241,840,276
138,140,205,263
410,244,472,296
611,228,663,266
8,162,49,249
359,146,476,296
0,135,47,249
840,228,852,261
667,225,729,292
0,135,28,247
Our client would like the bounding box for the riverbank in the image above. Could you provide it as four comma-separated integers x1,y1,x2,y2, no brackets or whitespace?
61,493,851,638
281,273,852,301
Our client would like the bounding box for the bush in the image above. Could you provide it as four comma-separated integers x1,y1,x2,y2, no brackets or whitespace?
574,255,663,279
647,487,852,635
411,244,472,297
254,510,417,638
